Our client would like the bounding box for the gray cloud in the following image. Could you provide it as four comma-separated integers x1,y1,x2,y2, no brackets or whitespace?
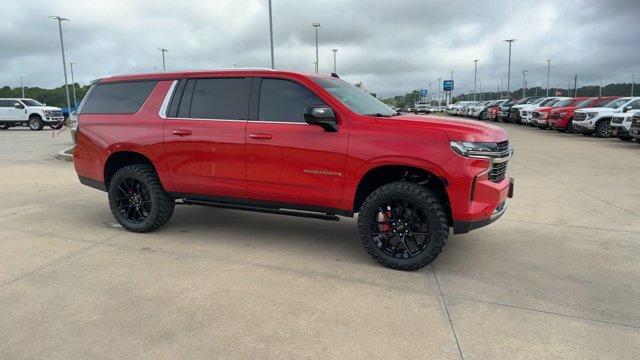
1,0,638,98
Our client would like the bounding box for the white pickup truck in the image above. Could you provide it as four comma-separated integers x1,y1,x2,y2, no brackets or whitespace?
0,98,65,131
573,97,640,137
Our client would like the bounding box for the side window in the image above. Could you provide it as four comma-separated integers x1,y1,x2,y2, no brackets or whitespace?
0,100,13,107
258,78,325,123
80,81,157,114
627,99,640,109
188,78,249,120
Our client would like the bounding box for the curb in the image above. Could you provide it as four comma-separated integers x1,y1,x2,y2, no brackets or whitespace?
55,146,75,162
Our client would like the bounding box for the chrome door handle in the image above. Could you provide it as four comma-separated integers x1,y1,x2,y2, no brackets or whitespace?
171,129,192,137
249,133,272,140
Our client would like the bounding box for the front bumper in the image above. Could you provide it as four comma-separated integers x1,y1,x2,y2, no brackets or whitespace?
453,178,514,234
630,125,640,139
611,125,630,137
572,120,595,132
44,116,65,123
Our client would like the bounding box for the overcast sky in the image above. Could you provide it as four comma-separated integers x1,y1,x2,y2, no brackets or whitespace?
2,0,638,98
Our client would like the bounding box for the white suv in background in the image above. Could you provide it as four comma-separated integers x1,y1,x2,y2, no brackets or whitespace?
573,97,640,137
520,97,566,125
0,98,65,131
611,109,640,141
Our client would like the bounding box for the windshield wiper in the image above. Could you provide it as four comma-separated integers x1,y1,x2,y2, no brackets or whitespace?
365,113,397,117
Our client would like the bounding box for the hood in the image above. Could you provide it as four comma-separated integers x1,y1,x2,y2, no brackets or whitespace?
575,107,616,113
386,114,508,142
30,106,62,111
549,106,577,113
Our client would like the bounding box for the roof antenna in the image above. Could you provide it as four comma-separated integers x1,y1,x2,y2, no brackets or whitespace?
331,72,340,78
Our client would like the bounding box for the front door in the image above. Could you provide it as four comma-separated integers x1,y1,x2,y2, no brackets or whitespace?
245,77,349,210
163,77,251,199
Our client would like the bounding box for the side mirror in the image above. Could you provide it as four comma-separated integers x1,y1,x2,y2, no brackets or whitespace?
623,105,631,113
303,106,338,132
13,102,23,109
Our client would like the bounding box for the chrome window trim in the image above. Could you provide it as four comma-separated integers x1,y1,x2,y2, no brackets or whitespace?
158,80,178,119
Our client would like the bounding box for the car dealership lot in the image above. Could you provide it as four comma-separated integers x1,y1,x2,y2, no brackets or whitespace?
0,124,639,359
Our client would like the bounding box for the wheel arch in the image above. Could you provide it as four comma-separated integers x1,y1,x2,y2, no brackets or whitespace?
351,163,452,225
103,151,157,189
28,112,43,119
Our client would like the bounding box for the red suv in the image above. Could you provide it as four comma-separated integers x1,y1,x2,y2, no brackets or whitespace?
74,69,514,270
547,96,619,132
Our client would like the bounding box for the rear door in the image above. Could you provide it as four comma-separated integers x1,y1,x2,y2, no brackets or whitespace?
245,77,349,209
162,77,251,198
0,100,12,120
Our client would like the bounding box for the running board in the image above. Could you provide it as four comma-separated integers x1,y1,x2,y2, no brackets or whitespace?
176,198,340,221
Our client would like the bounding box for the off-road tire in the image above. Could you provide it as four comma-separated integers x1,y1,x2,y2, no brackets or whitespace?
28,115,44,131
108,164,174,233
596,120,612,138
357,181,448,271
49,122,64,130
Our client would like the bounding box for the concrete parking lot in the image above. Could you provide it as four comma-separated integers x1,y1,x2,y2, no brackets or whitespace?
1,123,639,359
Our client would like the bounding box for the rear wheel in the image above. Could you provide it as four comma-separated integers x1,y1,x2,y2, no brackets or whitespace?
28,116,44,131
596,120,612,138
357,182,448,271
108,164,174,232
0,123,9,130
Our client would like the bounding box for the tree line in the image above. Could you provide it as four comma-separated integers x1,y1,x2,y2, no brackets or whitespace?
0,84,90,108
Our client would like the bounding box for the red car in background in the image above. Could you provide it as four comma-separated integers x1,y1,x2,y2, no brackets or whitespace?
534,97,589,129
547,96,619,132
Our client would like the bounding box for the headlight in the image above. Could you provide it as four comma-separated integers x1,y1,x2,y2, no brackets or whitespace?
450,141,500,157
587,112,598,119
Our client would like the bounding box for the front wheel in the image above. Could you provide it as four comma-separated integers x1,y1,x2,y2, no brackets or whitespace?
357,182,448,271
618,136,632,141
49,122,64,130
28,116,44,131
0,123,10,130
596,120,612,138
108,164,175,232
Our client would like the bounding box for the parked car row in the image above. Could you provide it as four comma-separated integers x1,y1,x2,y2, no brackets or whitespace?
446,95,640,142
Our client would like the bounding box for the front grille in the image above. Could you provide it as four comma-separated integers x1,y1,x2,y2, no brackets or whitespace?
48,110,63,117
489,161,508,182
496,141,509,152
521,111,528,116
532,111,540,118
612,116,624,124
574,112,587,122
548,113,559,120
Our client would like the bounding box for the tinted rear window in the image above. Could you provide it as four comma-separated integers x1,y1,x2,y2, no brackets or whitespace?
80,81,157,114
188,78,249,120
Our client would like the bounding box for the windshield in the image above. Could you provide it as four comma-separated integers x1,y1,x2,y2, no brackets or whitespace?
602,98,630,109
20,99,44,106
575,99,594,108
315,78,396,116
553,99,574,107
530,98,545,105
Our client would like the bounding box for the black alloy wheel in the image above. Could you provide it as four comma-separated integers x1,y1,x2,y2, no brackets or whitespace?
370,199,432,260
114,177,153,224
358,182,448,271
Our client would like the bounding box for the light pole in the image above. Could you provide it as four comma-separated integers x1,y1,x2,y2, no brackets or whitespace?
312,22,321,74
450,70,454,104
503,39,516,98
522,70,528,98
50,16,72,118
428,82,432,102
20,76,25,98
332,49,338,73
268,0,275,69
599,77,603,97
437,77,442,105
632,74,635,96
158,48,168,71
473,60,479,101
545,59,551,97
69,62,77,108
